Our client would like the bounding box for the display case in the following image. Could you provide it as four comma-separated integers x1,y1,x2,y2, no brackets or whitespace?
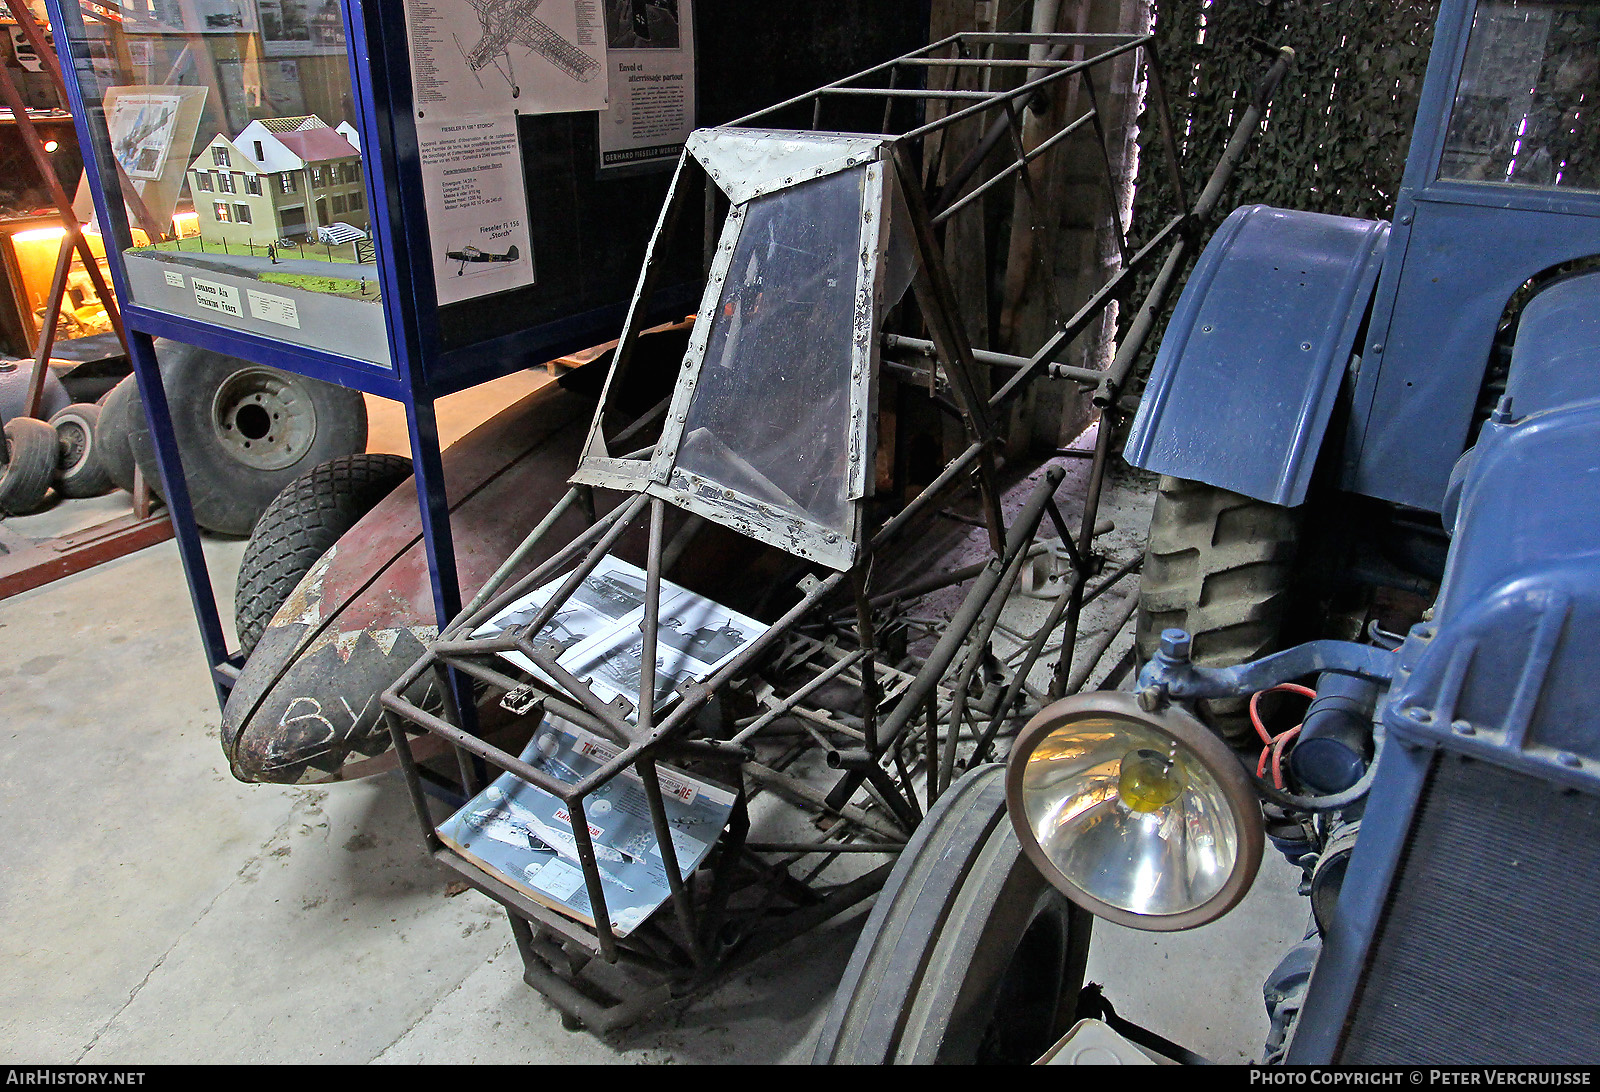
45,0,931,704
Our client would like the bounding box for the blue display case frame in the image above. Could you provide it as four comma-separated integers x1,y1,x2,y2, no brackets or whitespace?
43,0,679,705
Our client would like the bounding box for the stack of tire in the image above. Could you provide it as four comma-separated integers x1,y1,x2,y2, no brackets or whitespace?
0,359,117,516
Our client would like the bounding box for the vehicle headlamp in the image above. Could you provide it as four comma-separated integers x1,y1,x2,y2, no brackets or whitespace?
1005,692,1264,931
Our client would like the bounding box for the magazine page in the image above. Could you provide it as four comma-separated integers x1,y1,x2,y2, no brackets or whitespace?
473,555,765,715
435,715,735,936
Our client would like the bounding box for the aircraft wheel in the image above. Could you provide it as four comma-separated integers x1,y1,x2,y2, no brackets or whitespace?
94,376,141,493
49,403,114,498
127,341,369,536
0,416,59,515
234,453,413,658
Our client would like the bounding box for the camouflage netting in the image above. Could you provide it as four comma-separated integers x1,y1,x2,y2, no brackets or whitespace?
1117,1,1440,380
1133,0,1441,231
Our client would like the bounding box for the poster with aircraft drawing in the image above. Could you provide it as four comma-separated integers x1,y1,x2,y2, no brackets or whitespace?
404,0,608,119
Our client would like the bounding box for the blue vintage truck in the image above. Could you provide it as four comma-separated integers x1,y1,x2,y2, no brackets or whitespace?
817,0,1600,1064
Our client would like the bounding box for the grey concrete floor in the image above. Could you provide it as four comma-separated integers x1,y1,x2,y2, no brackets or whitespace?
0,387,1306,1065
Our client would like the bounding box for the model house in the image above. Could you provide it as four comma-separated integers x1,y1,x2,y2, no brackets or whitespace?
186,115,367,247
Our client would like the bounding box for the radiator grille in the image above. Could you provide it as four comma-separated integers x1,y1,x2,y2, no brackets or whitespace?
1339,755,1600,1063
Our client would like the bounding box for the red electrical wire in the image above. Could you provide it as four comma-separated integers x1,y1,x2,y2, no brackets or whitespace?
1249,683,1316,790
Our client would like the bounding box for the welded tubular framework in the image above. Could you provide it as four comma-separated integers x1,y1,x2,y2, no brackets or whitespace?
380,33,1293,1030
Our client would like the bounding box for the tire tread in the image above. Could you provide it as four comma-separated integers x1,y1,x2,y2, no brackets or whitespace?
234,453,413,657
1135,476,1302,740
0,416,58,514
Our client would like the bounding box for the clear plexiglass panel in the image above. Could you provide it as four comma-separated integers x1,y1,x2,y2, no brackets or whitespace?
674,167,868,533
1439,0,1600,191
58,1,389,364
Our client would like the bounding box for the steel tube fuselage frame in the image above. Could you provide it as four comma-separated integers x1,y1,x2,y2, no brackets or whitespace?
380,30,1296,1024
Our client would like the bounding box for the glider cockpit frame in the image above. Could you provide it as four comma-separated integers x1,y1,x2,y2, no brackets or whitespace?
380,29,1292,1030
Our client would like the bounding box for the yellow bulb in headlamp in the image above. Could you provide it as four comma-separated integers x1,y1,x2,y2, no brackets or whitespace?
1117,746,1185,813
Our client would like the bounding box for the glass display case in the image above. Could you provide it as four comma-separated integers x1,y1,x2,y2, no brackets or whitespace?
51,0,393,368
43,0,935,707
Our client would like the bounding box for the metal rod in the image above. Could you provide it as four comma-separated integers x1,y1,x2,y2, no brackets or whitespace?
1066,593,1140,696
938,511,1040,789
489,492,647,643
1082,76,1133,269
513,637,637,745
821,87,1018,100
869,440,983,551
1050,416,1117,699
636,497,666,731
453,493,637,636
24,231,73,417
449,486,585,635
638,757,702,966
562,796,618,963
380,686,580,803
1094,46,1296,408
932,108,1096,225
893,56,1094,68
865,559,990,610
743,761,904,842
875,467,1065,762
742,842,905,853
885,333,1100,384
901,37,1151,142
1142,40,1190,218
988,214,1183,409
954,31,1145,44
586,154,690,459
731,648,872,745
852,562,879,754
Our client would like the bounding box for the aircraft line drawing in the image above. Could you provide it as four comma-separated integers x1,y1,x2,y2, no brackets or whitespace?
455,0,600,99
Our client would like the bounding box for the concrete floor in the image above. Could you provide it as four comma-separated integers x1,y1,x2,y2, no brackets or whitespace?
0,381,1306,1065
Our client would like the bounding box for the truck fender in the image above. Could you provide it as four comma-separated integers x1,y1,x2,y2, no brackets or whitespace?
1123,205,1390,506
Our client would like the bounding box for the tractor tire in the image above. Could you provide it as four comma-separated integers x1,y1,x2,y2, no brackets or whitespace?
0,416,59,515
49,403,114,498
1135,475,1302,742
128,341,369,536
234,453,414,658
812,764,1092,1065
94,376,141,494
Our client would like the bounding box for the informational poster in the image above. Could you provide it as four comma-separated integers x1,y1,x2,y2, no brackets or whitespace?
257,0,349,57
598,0,695,171
403,0,607,303
405,0,607,118
416,115,535,305
108,90,184,180
118,0,260,35
473,553,765,712
94,85,208,229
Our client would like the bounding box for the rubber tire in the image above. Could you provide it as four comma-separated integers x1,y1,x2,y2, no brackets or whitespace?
128,342,369,536
234,453,414,658
0,360,69,424
1135,475,1302,741
94,376,140,494
0,416,59,515
49,403,114,498
812,764,1092,1065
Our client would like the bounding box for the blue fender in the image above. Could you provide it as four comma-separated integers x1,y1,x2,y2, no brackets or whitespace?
1123,205,1390,506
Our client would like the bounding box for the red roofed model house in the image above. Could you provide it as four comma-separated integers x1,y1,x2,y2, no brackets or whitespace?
186,115,367,247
